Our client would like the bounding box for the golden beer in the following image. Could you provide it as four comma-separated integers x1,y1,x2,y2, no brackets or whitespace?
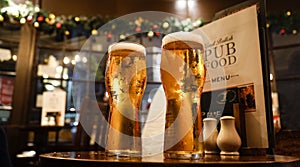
161,32,206,159
105,42,146,157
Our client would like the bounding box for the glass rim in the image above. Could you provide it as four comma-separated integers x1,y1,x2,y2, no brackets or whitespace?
108,42,146,55
162,31,204,46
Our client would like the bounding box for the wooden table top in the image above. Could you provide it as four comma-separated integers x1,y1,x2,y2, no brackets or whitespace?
39,151,300,167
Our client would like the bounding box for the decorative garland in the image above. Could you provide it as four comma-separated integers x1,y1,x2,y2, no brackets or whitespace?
0,0,206,41
266,10,300,35
0,0,298,42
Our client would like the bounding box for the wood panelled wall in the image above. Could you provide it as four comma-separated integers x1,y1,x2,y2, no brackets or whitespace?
9,0,300,21
40,0,247,22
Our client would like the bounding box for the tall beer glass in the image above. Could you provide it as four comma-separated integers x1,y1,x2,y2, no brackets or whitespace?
105,42,147,157
161,32,206,159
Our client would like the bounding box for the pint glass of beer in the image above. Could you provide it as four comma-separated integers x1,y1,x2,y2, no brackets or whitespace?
161,32,206,159
105,42,147,157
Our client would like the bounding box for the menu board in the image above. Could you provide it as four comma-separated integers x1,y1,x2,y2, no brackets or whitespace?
193,3,272,151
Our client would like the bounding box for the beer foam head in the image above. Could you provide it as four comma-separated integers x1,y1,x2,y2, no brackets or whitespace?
108,42,145,54
162,31,204,46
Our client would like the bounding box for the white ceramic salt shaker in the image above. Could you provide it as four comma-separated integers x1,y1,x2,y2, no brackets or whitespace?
203,118,219,154
216,116,241,156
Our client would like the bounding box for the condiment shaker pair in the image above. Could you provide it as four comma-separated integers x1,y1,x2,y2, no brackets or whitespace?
203,116,241,155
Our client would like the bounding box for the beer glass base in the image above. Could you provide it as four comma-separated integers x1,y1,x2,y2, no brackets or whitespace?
220,151,239,156
164,151,204,160
204,150,219,154
105,150,141,158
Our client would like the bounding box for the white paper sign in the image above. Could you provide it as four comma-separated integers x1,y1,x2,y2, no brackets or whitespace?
193,5,268,148
0,48,11,61
41,90,66,126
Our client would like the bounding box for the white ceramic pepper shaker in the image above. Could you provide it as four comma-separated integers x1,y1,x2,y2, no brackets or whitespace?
203,118,219,154
216,116,241,155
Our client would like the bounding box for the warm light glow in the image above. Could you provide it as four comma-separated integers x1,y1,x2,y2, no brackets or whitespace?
187,0,196,9
34,22,39,28
175,0,187,11
175,0,196,17
120,34,126,40
91,29,98,35
74,17,80,22
75,54,81,62
0,15,3,22
286,11,291,16
162,22,169,29
63,74,68,80
63,57,70,64
82,57,88,63
34,6,40,12
2,7,19,17
71,60,76,65
20,18,26,24
56,66,63,73
65,31,70,36
55,74,61,78
196,19,202,26
148,31,154,37
12,55,17,61
45,84,54,91
270,73,273,81
103,91,109,101
27,15,33,22
50,80,60,87
49,13,55,19
42,74,49,78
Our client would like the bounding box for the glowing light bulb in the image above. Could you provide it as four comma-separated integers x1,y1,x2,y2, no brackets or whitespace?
74,17,80,22
34,6,40,12
91,29,98,35
20,18,26,24
75,54,80,62
34,22,39,28
63,57,70,64
65,31,70,36
120,34,126,40
12,55,17,61
82,57,87,63
270,74,273,81
147,31,154,37
49,13,55,19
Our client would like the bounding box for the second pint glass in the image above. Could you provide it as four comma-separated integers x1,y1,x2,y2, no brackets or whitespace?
161,32,206,159
105,42,147,157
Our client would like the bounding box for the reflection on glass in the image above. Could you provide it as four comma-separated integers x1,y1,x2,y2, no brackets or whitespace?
161,31,206,159
105,42,147,157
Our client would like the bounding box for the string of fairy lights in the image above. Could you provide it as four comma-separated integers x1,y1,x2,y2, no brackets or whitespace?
266,10,300,35
0,0,298,41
